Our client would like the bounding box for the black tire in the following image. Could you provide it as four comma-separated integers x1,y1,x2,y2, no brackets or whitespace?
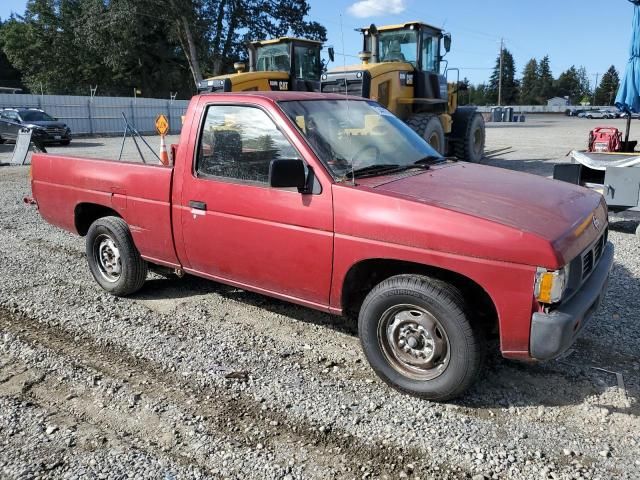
451,110,485,162
86,216,147,296
358,274,485,401
406,114,446,155
60,140,71,146
0,136,5,144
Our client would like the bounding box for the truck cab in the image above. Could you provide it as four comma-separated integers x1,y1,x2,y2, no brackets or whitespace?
198,38,323,94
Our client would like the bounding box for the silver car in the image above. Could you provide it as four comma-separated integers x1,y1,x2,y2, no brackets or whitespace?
582,109,618,119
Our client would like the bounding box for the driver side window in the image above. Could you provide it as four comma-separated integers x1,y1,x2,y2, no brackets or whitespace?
197,105,300,185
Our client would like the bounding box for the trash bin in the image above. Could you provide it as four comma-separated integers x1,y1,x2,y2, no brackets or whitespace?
491,107,503,122
503,107,514,122
519,114,526,123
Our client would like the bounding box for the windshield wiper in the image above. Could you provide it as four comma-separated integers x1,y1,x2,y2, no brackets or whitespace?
351,164,402,177
350,163,431,179
413,155,445,165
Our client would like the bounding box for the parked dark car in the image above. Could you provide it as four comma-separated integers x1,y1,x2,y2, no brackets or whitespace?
0,108,72,145
566,108,587,117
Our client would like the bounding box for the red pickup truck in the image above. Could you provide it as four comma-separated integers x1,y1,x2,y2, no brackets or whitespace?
31,92,613,400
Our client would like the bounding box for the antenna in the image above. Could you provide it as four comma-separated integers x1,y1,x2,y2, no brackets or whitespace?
339,13,356,185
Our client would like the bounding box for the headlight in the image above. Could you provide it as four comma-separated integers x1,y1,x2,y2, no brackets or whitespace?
534,265,570,304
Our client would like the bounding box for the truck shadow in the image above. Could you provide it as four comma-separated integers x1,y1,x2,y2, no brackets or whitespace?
609,218,639,235
134,260,638,413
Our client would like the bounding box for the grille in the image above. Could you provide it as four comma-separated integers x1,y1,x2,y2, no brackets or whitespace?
321,79,364,96
580,229,607,281
44,127,65,135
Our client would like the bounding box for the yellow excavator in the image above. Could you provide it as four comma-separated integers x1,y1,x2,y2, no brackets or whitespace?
321,21,485,162
198,37,327,93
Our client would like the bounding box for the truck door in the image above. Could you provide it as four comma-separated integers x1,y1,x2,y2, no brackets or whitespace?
178,102,334,307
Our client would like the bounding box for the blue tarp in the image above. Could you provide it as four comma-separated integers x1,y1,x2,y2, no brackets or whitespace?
616,0,640,113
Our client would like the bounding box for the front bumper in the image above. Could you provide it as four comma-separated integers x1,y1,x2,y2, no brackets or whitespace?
530,242,614,360
32,130,72,144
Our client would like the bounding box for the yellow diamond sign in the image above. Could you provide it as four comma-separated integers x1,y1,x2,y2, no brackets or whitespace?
155,114,170,136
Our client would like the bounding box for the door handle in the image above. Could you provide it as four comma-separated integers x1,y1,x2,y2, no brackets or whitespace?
189,200,207,211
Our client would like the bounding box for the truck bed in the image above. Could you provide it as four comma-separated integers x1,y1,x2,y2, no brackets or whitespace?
31,154,180,267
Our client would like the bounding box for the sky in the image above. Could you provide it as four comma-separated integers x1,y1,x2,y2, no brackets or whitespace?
0,0,636,88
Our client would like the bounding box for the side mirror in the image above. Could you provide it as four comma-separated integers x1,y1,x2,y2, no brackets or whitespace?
328,46,335,63
443,33,452,53
269,158,307,191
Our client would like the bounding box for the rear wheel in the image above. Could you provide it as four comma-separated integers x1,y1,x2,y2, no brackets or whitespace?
86,216,147,296
358,274,485,401
406,114,446,155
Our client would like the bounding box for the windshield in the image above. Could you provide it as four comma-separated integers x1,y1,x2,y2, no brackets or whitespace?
20,111,55,122
256,43,290,72
379,29,418,66
293,44,321,80
278,99,442,180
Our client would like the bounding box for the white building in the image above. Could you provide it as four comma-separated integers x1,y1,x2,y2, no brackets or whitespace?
547,96,570,107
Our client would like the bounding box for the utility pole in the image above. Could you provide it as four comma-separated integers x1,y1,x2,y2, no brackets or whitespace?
592,73,600,106
498,38,504,106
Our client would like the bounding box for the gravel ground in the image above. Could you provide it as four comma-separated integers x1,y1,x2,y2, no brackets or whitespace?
0,115,639,479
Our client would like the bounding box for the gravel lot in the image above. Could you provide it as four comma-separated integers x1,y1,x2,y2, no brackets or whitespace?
0,115,639,479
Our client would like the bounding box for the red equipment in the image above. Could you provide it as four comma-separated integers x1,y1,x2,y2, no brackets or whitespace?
588,127,622,153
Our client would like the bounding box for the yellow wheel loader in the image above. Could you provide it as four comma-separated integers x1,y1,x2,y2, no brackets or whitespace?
198,37,326,93
320,22,485,162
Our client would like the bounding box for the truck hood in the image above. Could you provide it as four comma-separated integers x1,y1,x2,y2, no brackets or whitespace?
356,162,606,263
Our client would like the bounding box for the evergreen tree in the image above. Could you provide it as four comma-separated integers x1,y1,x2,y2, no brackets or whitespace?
536,55,554,102
594,65,620,106
457,77,471,105
487,47,517,105
519,58,539,105
554,66,582,105
0,19,25,91
469,83,489,105
576,66,591,104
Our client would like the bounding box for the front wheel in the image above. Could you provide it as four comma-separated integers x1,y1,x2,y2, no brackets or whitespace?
86,216,147,296
358,275,485,401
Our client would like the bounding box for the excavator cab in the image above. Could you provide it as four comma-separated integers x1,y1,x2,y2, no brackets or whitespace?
198,38,323,93
321,21,484,162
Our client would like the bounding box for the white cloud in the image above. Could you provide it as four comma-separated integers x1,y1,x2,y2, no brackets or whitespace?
347,0,406,18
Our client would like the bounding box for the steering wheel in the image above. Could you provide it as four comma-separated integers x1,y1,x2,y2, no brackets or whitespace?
351,144,381,165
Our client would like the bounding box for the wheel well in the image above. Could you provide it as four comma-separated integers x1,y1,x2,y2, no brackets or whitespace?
341,259,499,336
74,203,121,236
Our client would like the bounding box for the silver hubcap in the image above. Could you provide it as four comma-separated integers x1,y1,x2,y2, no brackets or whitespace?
94,234,121,282
378,305,450,380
